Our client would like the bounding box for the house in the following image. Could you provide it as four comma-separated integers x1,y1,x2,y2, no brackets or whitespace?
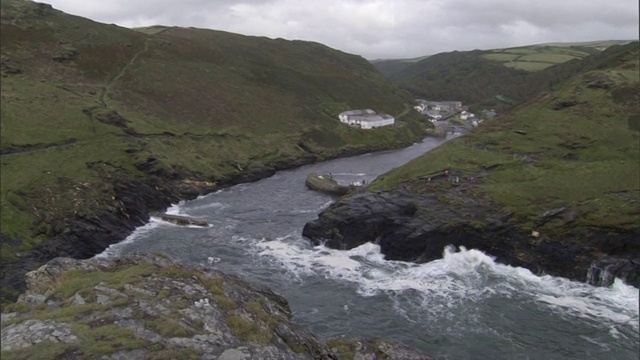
421,101,463,113
338,109,375,123
425,110,442,120
338,109,395,129
460,111,475,120
413,103,427,113
360,113,395,129
472,119,484,127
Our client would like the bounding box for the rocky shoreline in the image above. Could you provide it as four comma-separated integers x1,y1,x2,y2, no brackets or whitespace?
1,254,430,359
302,188,640,288
1,140,424,304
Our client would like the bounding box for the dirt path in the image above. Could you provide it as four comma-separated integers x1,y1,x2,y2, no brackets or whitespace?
98,38,151,108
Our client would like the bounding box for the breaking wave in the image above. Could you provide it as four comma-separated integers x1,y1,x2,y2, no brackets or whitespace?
255,237,639,334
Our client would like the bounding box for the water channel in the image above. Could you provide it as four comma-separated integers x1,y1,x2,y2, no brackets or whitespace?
98,134,639,359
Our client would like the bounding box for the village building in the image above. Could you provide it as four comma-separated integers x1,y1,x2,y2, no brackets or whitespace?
460,111,475,120
338,109,395,129
417,100,463,113
425,110,443,121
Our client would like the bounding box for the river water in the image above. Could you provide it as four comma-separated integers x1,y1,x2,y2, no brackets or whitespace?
98,135,639,359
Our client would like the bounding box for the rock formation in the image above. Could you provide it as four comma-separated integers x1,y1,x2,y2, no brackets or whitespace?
1,254,431,359
303,190,640,288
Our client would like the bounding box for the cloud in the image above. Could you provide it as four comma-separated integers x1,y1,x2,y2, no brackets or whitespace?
44,0,639,59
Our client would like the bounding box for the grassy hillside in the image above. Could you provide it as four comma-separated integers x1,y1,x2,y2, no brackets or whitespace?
0,0,428,302
371,42,640,237
480,41,632,72
369,56,430,78
380,50,531,109
373,41,634,109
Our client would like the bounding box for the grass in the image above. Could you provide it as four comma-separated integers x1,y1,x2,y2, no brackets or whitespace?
0,340,71,360
50,263,156,300
371,45,640,236
226,314,272,345
72,323,146,356
481,45,589,72
144,314,201,338
503,61,556,72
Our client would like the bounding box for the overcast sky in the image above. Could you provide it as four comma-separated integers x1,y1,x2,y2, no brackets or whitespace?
44,0,639,59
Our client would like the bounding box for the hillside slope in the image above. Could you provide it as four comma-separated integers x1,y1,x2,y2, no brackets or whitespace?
305,42,640,286
0,0,428,303
374,41,634,110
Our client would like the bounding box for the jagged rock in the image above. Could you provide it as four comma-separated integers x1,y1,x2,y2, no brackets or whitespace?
587,256,640,287
1,254,430,359
303,190,640,288
1,319,79,351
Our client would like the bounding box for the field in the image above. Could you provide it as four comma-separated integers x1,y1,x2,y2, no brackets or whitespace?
481,41,633,71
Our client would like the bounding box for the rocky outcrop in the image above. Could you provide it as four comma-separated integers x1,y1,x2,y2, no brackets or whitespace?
1,254,430,359
586,256,640,287
302,189,640,288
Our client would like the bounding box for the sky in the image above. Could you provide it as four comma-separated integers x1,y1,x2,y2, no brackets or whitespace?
43,0,639,59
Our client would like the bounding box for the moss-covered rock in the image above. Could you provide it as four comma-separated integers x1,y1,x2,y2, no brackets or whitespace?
1,254,430,359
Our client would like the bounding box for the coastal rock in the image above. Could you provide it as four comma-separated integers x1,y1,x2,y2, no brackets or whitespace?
1,319,79,351
1,254,431,359
303,190,640,288
587,256,640,287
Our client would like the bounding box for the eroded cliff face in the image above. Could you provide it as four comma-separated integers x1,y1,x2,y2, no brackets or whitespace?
302,190,640,288
0,254,431,360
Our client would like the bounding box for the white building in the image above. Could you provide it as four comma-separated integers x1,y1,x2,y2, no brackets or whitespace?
360,114,395,129
460,111,475,120
425,110,442,120
338,109,375,123
338,109,395,129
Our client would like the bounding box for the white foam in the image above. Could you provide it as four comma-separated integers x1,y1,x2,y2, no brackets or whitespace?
256,236,316,277
95,217,164,258
165,202,184,215
195,189,224,200
255,239,639,333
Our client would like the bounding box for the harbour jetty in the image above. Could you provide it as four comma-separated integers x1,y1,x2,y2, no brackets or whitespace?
305,172,353,196
152,213,209,227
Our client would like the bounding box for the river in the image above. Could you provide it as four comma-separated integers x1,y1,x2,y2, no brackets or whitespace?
98,135,639,359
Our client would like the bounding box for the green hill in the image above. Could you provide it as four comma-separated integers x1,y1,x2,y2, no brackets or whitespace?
0,0,428,303
371,41,639,251
479,41,634,72
373,41,635,110
369,55,430,78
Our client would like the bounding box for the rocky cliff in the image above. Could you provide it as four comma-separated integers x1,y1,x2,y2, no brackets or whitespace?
302,189,640,288
1,254,430,359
